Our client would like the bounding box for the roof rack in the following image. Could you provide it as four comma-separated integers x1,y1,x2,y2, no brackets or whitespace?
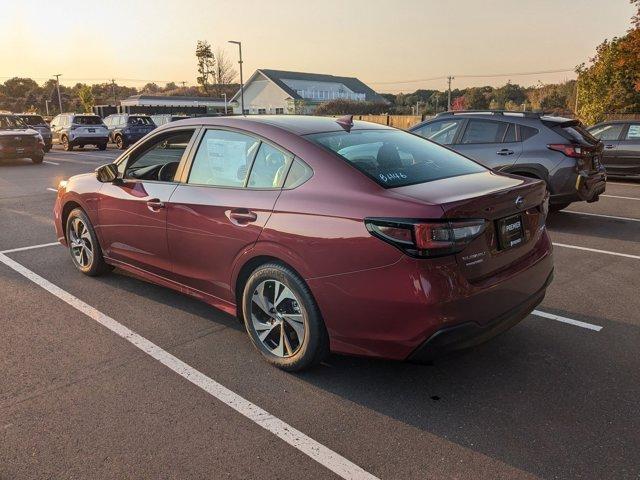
436,110,545,118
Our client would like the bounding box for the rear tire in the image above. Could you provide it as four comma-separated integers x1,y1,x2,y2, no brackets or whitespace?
242,263,329,372
31,155,43,164
65,208,112,276
550,202,571,213
98,143,107,151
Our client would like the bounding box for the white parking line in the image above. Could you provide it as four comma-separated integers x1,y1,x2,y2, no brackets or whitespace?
43,160,59,166
0,252,378,480
562,211,640,222
601,194,640,201
532,310,603,331
0,242,60,254
553,242,640,260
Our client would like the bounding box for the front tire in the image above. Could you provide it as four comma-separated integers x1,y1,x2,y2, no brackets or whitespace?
66,208,111,276
31,155,44,164
242,263,329,371
62,135,73,151
115,135,126,150
98,143,107,151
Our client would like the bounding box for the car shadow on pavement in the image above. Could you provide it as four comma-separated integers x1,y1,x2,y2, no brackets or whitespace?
547,211,640,242
297,320,640,479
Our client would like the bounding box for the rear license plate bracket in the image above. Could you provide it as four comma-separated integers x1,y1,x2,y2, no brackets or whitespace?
496,214,524,250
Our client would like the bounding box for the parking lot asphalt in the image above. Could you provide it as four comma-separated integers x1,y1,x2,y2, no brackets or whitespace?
1,146,639,479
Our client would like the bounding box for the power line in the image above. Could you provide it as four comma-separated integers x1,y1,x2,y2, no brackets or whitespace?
368,68,574,85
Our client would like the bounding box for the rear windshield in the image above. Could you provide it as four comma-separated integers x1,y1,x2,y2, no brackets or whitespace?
306,129,486,188
0,115,26,129
18,115,45,126
128,116,154,126
73,116,103,125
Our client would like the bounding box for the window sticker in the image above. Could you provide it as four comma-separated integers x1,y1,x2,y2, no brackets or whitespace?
378,171,408,183
206,139,247,182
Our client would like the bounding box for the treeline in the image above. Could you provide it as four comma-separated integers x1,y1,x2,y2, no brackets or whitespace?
0,78,239,116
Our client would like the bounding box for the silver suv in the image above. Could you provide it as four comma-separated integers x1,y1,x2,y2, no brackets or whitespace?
50,113,109,151
411,111,607,211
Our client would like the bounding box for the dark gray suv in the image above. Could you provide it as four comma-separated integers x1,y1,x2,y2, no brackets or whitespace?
410,111,606,211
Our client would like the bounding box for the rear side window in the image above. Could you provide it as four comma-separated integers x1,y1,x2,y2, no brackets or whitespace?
412,120,462,145
307,129,486,188
519,125,538,141
460,119,510,144
589,123,624,140
625,124,640,140
188,129,260,187
284,159,313,188
19,115,45,126
556,123,599,145
247,143,292,188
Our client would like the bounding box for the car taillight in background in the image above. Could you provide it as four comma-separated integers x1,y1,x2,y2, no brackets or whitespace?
365,218,486,258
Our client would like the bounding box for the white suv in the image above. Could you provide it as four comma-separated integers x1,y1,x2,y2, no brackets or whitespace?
50,113,109,151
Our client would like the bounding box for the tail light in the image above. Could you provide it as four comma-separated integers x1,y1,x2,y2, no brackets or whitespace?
365,218,486,258
547,143,594,170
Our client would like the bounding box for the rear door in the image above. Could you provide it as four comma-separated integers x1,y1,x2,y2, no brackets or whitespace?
452,119,522,169
167,128,291,304
615,123,640,175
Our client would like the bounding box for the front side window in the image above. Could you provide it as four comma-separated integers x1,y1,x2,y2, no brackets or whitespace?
124,129,195,181
128,116,154,126
460,119,511,144
589,123,624,140
247,143,292,188
625,124,640,140
412,120,462,145
308,129,486,188
188,129,260,187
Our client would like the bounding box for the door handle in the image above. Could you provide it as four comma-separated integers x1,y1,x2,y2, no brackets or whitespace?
146,198,165,210
497,149,514,156
229,209,257,223
605,144,615,149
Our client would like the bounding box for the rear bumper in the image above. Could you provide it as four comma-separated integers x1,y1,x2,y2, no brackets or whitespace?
408,269,553,362
551,169,606,205
0,147,44,159
69,135,108,145
308,230,554,360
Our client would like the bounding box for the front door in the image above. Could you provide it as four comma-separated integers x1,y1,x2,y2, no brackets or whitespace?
615,123,640,176
96,128,197,277
167,128,291,304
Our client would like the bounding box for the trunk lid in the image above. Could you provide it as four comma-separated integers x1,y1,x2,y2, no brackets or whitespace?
392,171,547,282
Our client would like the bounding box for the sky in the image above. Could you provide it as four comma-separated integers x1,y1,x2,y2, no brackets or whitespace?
0,0,636,94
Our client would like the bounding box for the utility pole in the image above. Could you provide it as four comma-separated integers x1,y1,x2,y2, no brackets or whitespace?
574,78,579,115
228,40,244,115
446,75,454,111
53,74,63,113
222,93,227,115
45,100,51,116
111,79,117,104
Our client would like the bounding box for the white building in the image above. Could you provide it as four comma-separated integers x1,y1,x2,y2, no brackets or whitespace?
230,69,387,115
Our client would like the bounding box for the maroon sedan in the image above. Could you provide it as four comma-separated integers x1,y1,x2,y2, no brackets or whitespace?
53,115,553,371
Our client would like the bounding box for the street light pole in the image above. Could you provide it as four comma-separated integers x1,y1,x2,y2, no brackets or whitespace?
228,40,244,115
446,75,454,111
45,100,51,116
222,93,227,115
53,74,63,113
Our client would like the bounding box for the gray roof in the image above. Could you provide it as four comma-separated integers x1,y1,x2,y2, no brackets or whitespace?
234,69,388,104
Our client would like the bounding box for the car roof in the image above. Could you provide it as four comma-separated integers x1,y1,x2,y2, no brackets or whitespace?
164,115,392,136
412,112,576,130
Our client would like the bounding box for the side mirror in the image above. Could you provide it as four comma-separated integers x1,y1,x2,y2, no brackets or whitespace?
96,163,119,183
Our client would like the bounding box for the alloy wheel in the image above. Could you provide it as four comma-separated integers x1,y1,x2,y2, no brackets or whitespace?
251,279,306,358
68,217,93,268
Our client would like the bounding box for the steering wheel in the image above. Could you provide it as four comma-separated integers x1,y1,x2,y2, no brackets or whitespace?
158,162,179,182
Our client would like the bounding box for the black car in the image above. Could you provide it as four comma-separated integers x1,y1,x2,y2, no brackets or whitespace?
588,121,640,177
104,114,156,149
15,114,52,152
410,111,607,211
0,114,45,164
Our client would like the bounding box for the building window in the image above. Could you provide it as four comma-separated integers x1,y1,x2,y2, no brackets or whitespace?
258,108,266,115
275,108,284,114
243,109,249,115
